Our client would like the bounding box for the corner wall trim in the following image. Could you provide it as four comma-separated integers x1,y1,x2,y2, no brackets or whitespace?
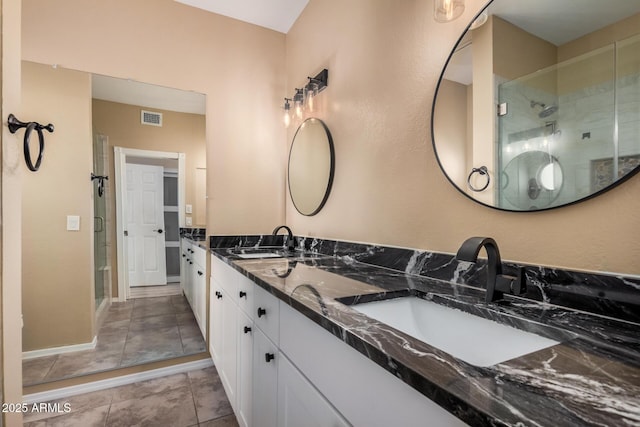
22,337,98,360
23,358,214,404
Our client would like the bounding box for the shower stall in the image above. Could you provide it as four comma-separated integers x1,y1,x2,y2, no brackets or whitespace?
93,133,111,321
496,33,640,210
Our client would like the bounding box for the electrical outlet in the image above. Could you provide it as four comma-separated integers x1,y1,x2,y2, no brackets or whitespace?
186,216,192,226
185,204,193,214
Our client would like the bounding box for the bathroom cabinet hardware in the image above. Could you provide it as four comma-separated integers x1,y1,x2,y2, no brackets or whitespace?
189,261,193,265
182,254,186,257
467,166,490,192
257,307,267,318
197,271,203,276
244,326,252,334
154,229,164,234
265,352,275,363
215,291,222,299
239,291,247,298
7,114,54,172
91,173,109,197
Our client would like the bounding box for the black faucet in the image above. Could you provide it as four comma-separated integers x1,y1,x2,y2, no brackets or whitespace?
272,225,294,251
455,237,526,303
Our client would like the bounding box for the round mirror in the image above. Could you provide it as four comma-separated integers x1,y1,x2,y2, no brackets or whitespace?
288,118,335,216
432,0,640,211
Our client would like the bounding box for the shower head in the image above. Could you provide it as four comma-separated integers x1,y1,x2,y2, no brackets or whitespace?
538,104,558,118
530,100,558,118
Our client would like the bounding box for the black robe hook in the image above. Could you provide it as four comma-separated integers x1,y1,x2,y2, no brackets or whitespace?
7,114,54,172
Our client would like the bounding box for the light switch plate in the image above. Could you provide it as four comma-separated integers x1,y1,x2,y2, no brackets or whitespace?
67,215,80,231
186,216,192,226
185,204,193,214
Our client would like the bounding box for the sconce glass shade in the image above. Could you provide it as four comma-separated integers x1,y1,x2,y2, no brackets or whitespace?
294,88,304,119
283,99,291,128
305,81,319,112
434,0,464,22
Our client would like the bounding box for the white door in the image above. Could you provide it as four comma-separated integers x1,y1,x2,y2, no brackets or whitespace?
126,163,167,286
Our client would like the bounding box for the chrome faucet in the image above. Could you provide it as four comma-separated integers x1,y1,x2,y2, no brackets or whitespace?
272,225,294,251
455,237,526,303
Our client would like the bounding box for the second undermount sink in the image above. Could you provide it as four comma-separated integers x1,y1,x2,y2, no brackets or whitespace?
351,297,560,367
229,247,284,259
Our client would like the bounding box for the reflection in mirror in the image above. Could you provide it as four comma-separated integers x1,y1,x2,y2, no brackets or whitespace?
288,118,335,216
432,0,640,211
21,62,207,386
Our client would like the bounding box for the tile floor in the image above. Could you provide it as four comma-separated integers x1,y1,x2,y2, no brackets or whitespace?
23,365,238,427
24,295,207,385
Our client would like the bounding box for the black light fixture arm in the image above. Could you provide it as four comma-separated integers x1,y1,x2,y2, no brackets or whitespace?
7,113,55,172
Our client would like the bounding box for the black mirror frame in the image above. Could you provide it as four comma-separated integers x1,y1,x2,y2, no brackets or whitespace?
288,117,336,216
430,0,640,212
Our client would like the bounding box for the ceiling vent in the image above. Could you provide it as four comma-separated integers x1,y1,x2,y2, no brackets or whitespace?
141,110,163,127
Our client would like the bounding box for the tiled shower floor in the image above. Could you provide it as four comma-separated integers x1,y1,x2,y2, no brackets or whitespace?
23,365,238,426
23,295,207,385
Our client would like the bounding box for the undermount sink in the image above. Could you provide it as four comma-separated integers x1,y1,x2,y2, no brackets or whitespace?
230,247,284,259
351,297,560,367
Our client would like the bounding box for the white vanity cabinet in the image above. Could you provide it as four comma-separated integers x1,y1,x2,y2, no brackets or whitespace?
208,254,350,427
180,238,207,338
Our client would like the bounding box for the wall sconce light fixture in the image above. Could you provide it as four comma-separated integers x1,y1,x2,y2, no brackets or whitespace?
282,68,328,127
434,0,464,23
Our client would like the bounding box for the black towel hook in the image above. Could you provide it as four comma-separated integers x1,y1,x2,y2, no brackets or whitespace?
7,114,54,172
91,173,109,197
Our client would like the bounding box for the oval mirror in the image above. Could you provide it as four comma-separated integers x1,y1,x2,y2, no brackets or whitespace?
432,0,640,211
288,118,335,216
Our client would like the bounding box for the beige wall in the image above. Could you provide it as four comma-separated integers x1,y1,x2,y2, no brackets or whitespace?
21,61,94,351
3,0,24,422
92,99,206,297
21,0,286,236
285,0,640,276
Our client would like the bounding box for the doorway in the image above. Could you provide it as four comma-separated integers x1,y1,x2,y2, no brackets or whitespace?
114,147,186,301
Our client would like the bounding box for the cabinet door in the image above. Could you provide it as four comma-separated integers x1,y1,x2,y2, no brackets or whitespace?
237,310,253,427
220,287,238,411
194,264,206,338
209,278,224,365
277,355,349,427
252,328,278,427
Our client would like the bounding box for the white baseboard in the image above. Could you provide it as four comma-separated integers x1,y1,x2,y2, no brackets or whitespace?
22,336,98,360
23,358,214,404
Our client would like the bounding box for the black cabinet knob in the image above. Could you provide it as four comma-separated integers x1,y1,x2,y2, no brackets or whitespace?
182,254,186,257
197,271,203,276
257,307,267,318
239,291,247,298
215,291,222,299
244,326,252,334
189,261,193,265
265,353,275,363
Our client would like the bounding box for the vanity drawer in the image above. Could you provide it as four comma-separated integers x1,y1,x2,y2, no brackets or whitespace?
253,284,280,345
211,255,239,302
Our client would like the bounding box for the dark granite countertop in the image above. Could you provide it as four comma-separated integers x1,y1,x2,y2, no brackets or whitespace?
211,245,640,426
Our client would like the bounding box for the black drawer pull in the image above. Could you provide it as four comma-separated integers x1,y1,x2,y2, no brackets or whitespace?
244,326,252,334
197,271,203,276
215,291,222,299
257,307,267,318
239,291,247,298
265,353,275,363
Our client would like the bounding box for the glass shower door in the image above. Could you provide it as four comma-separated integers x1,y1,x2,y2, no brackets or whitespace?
93,134,110,310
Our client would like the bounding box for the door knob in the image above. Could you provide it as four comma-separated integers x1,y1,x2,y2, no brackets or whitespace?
154,229,164,234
